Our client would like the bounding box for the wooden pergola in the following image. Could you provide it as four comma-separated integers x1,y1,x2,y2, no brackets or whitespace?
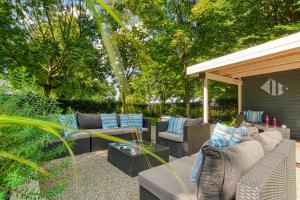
187,32,300,123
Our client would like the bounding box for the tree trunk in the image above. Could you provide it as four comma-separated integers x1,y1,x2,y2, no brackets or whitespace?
43,71,53,97
43,85,51,97
121,88,126,113
184,63,191,118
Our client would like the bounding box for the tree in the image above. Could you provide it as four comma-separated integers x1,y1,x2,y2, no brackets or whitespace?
123,0,202,117
0,0,114,100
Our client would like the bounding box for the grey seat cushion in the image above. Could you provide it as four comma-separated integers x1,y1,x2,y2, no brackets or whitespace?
87,128,148,137
119,127,148,134
256,129,282,153
87,128,124,136
197,140,264,200
139,156,197,200
159,132,184,142
76,113,101,129
71,131,90,140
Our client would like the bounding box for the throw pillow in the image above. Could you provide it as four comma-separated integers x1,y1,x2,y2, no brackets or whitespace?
229,127,248,145
76,113,101,129
119,114,129,128
196,140,264,200
244,110,264,123
190,139,229,182
128,114,143,128
58,114,79,136
167,117,187,134
211,123,235,142
100,114,118,129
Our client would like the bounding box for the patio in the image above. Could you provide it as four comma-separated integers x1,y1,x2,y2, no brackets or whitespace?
41,133,300,200
42,33,300,200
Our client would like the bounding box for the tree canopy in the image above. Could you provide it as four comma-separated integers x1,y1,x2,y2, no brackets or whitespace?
0,0,300,115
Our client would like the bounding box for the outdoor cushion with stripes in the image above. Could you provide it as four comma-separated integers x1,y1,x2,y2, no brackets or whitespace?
128,114,143,128
244,110,264,123
100,114,118,129
119,114,129,128
58,114,79,136
190,138,229,182
167,117,187,135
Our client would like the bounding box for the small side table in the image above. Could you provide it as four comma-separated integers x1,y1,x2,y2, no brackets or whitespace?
253,124,290,139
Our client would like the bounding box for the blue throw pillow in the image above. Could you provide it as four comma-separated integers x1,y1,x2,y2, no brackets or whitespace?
100,114,118,129
58,114,78,136
119,114,129,128
244,110,263,123
167,117,187,134
128,114,143,128
211,123,235,142
190,139,229,182
230,127,248,145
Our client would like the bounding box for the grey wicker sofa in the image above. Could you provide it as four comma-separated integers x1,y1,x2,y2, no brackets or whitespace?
156,120,211,158
139,133,296,199
48,113,151,158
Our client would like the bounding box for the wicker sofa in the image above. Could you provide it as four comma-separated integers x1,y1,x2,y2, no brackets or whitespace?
139,130,296,200
47,113,151,158
156,120,211,158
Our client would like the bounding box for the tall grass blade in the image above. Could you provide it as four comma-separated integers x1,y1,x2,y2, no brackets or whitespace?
94,0,125,29
0,151,49,176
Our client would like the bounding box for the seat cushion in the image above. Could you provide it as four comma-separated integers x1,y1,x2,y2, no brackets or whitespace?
197,140,264,200
256,129,282,153
139,156,197,200
159,132,184,142
118,127,148,134
71,131,90,140
87,128,124,136
76,113,101,129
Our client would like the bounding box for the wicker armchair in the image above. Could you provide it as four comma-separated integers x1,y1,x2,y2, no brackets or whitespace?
156,121,211,158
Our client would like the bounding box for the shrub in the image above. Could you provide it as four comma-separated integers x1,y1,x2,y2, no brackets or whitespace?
0,86,68,200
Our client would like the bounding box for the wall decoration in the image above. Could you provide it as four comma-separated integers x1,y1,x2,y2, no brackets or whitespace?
261,78,288,96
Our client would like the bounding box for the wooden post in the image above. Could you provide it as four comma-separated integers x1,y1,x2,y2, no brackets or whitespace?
238,83,242,114
204,76,209,123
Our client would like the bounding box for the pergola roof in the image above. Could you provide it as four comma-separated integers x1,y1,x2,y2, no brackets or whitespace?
187,32,300,79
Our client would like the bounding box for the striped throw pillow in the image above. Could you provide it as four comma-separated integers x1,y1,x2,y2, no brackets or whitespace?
100,114,118,129
244,110,263,123
119,114,129,128
229,127,248,145
128,114,143,128
211,123,234,142
167,117,187,135
190,139,229,182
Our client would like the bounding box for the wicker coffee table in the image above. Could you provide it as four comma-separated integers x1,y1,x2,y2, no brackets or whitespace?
107,141,169,177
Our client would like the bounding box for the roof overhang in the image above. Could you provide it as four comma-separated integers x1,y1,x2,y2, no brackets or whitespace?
187,32,300,81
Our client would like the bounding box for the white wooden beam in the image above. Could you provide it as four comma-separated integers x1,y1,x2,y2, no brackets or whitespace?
230,61,300,78
203,77,209,123
206,72,243,85
216,50,300,76
187,32,300,75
